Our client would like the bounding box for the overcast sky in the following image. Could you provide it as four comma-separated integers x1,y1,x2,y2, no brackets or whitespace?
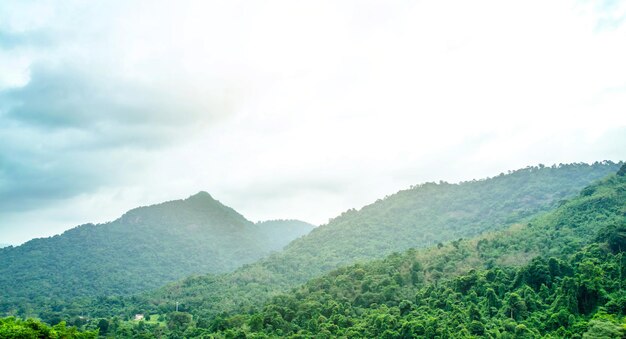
1,0,625,245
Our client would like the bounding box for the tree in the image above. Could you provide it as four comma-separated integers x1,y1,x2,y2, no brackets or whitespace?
582,319,623,338
97,319,109,335
605,224,626,254
167,312,192,332
505,293,527,320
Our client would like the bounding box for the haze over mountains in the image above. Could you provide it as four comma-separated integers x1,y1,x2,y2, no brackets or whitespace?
197,163,626,337
135,162,621,318
2,0,626,336
2,161,626,338
0,192,313,309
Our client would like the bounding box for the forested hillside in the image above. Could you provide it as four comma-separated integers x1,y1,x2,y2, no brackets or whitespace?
203,167,626,338
37,161,617,325
89,163,626,338
0,192,313,316
134,162,621,319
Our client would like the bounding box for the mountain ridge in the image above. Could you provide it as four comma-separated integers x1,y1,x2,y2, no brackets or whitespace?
199,168,626,337
125,161,622,320
0,192,314,316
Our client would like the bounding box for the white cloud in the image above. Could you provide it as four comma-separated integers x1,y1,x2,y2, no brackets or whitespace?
1,0,625,244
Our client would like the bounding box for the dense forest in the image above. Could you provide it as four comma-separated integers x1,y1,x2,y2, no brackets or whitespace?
196,166,626,338
0,317,97,338
1,162,624,338
125,162,622,319
0,192,313,316
40,162,624,338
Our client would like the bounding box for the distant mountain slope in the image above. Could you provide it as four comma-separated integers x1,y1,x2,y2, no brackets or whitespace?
140,162,621,319
202,167,626,338
256,220,316,250
0,192,313,314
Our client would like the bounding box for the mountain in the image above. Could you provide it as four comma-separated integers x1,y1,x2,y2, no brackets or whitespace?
90,164,626,338
0,192,314,314
198,166,626,338
0,243,11,248
102,162,620,320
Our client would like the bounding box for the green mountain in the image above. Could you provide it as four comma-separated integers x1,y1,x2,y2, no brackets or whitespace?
0,192,314,314
125,162,621,319
95,164,626,338
200,167,626,338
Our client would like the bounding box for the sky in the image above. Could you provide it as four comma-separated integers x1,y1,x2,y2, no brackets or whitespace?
1,0,626,245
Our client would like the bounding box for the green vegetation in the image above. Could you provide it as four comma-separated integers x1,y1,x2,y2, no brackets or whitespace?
213,169,626,338
206,242,626,338
86,163,626,337
0,192,313,317
2,161,624,338
136,162,621,319
0,317,97,338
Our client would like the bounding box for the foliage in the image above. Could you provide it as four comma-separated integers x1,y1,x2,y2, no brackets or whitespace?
0,192,313,317
0,317,97,338
81,164,626,337
176,169,626,338
136,162,622,318
3,161,624,338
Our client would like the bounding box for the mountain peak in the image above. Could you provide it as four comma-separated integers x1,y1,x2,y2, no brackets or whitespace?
187,191,214,201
